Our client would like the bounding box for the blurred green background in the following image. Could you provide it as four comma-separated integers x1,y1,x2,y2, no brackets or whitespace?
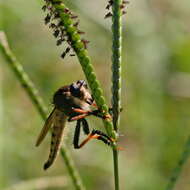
0,0,190,189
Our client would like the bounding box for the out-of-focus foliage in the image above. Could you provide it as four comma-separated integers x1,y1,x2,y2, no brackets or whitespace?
0,0,190,190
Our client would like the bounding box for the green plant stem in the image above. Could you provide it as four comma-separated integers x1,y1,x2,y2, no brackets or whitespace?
166,136,190,190
0,33,47,119
0,31,85,190
111,0,122,189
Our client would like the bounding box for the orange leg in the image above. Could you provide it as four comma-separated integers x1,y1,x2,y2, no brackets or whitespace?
75,129,114,149
77,134,100,148
71,107,112,120
77,134,124,150
69,113,88,121
72,108,90,114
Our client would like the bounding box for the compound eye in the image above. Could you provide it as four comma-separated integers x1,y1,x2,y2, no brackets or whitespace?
77,80,88,89
70,83,81,97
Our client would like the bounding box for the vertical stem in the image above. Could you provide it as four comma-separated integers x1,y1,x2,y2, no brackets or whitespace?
111,0,122,190
112,0,122,131
112,150,119,190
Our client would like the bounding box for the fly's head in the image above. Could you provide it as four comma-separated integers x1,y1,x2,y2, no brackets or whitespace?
70,80,94,109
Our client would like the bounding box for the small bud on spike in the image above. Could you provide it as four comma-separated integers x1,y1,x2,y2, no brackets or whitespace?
73,21,79,27
49,23,56,29
56,39,63,46
42,5,47,12
44,14,51,24
104,12,113,19
53,13,59,19
61,52,66,59
61,47,71,59
106,4,110,10
122,10,127,15
65,47,71,53
53,30,60,38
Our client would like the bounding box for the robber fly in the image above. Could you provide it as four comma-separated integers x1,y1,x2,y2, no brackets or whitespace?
36,80,113,170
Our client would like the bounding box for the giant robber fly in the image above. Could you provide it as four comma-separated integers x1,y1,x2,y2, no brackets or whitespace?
36,80,113,170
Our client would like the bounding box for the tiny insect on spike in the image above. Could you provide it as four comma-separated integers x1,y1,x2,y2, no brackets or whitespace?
104,12,113,19
70,54,75,57
56,39,63,46
53,30,60,38
42,5,47,11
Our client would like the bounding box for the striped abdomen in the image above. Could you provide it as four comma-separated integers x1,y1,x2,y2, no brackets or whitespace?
44,109,67,170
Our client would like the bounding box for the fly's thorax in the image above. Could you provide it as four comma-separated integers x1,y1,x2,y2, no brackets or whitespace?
53,85,71,109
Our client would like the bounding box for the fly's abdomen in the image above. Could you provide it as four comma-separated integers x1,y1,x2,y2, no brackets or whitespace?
44,110,66,170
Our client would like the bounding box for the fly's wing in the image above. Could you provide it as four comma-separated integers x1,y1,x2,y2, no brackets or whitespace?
43,109,67,170
36,108,56,147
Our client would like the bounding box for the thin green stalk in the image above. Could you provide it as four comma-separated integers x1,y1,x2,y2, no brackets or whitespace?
0,33,47,119
166,136,190,190
111,0,122,189
0,31,85,190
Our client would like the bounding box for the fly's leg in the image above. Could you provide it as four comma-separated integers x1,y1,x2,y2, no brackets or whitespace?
73,120,81,149
81,118,90,135
68,113,89,121
73,118,90,148
68,108,90,121
68,108,112,121
74,129,113,149
69,107,123,120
